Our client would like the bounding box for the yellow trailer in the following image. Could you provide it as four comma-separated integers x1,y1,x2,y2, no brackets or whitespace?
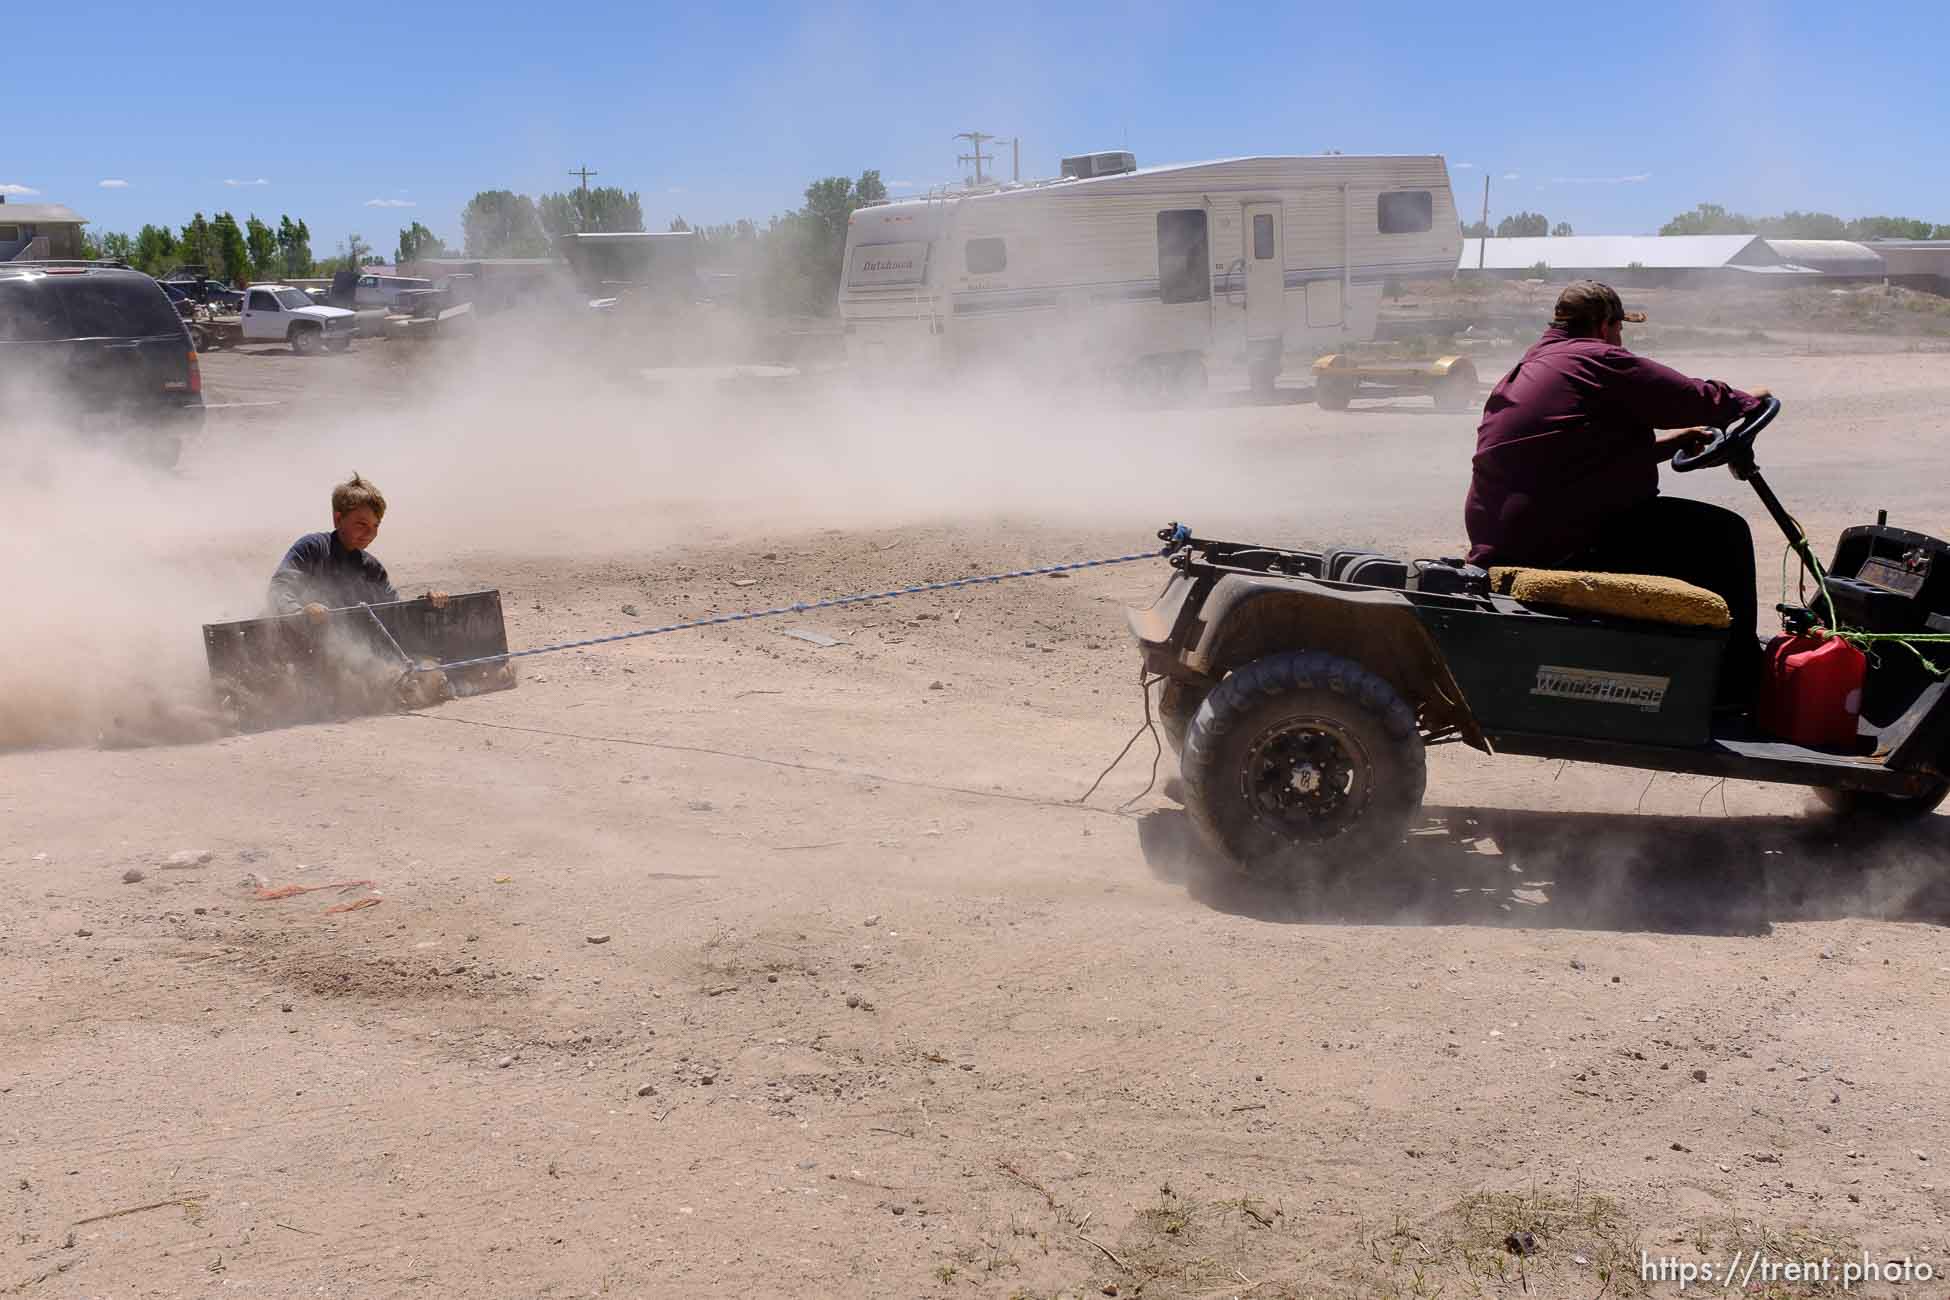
1311,353,1479,412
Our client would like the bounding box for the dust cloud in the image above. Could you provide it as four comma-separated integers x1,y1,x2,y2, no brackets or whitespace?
1,313,1440,751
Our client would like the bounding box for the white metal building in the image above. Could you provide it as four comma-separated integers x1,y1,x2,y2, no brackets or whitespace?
1457,234,1888,286
1864,240,1950,293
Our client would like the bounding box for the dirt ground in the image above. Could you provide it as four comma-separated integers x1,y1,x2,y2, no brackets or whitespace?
4,330,1949,1300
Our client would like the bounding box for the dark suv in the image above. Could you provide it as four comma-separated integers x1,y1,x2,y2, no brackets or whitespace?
0,263,205,467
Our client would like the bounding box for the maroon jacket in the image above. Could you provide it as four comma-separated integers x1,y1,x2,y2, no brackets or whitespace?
1464,326,1763,566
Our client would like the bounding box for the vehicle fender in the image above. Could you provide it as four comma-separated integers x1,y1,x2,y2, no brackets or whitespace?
1886,680,1950,780
1430,355,1475,379
1311,353,1348,375
1184,574,1487,751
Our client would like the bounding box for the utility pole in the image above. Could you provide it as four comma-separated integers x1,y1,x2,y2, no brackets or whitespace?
568,164,599,231
1478,174,1490,270
954,132,994,186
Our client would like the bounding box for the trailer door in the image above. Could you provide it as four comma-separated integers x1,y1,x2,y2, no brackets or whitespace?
1306,188,1346,328
1242,202,1284,344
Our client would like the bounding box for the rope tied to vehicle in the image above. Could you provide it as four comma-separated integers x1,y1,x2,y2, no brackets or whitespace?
409,532,1188,678
1778,538,1950,678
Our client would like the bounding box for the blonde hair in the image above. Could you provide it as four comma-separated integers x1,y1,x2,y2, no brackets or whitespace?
331,473,387,519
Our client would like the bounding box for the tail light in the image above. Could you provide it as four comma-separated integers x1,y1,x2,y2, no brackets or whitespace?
188,350,202,395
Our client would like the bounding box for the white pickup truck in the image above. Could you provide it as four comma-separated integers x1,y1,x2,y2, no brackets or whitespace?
239,284,357,355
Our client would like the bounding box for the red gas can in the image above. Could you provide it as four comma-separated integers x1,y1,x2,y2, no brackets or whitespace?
1755,633,1867,750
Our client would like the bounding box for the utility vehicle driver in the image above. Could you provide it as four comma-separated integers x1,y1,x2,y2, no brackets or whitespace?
269,473,446,620
1463,281,1770,705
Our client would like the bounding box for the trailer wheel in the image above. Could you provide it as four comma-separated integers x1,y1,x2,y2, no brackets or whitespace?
1813,781,1949,821
1181,650,1425,878
290,324,324,356
1316,375,1356,410
1433,364,1478,413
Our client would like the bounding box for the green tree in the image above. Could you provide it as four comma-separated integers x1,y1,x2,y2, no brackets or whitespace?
1661,203,1949,240
460,190,547,257
1844,215,1934,241
213,212,253,284
1461,220,1490,238
1762,210,1848,238
769,170,889,315
396,221,447,265
539,186,645,235
1660,203,1753,235
180,212,215,271
134,224,178,275
276,216,313,277
1494,211,1550,238
316,233,378,274
245,215,281,280
98,231,136,263
1551,221,1575,237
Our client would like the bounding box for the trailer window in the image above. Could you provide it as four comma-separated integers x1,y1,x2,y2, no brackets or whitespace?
1156,210,1210,304
1378,191,1434,235
1252,213,1275,260
965,238,1007,276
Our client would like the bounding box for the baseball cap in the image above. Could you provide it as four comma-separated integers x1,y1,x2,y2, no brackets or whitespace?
1552,280,1647,330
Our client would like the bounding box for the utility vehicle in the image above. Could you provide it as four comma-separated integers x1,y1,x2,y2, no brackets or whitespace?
1129,399,1949,871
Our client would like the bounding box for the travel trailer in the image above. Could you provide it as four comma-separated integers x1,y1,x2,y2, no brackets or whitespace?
837,153,1460,393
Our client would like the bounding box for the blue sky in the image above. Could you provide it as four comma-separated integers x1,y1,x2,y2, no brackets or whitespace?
7,0,1946,256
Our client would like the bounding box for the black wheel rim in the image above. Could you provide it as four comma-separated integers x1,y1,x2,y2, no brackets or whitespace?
1240,715,1374,842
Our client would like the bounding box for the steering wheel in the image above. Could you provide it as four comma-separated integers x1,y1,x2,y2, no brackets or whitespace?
1672,395,1781,473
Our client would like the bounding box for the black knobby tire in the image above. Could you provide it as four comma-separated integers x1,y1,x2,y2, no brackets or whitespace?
291,325,323,356
1316,376,1355,410
1813,781,1949,821
1181,651,1426,875
1157,679,1208,756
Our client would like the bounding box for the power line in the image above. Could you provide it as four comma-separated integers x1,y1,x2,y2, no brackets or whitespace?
953,132,994,186
568,165,599,232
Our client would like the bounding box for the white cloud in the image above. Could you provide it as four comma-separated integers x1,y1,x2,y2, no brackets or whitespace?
365,198,416,208
0,183,40,196
1550,173,1651,185
888,179,916,188
1453,162,1477,170
98,179,130,189
1502,172,1521,181
224,177,270,187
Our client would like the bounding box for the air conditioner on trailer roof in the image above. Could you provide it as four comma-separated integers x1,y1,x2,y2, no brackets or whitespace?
1059,151,1137,180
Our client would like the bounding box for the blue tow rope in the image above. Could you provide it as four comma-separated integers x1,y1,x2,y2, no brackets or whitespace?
413,527,1188,677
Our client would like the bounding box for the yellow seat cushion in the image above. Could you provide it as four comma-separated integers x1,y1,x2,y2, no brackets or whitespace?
1488,567,1731,630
